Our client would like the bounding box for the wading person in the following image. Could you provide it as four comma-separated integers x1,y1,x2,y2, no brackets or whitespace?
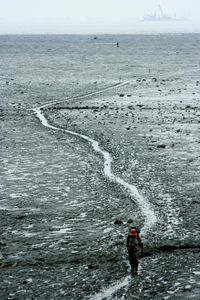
126,227,144,275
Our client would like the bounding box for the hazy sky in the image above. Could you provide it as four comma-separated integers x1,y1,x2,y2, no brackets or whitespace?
1,0,200,34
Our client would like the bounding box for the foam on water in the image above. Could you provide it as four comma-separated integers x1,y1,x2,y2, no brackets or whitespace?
89,276,131,300
51,227,72,235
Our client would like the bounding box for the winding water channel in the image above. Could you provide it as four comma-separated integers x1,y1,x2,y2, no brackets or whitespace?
33,81,157,298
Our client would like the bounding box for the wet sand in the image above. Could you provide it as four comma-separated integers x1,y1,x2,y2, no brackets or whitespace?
1,34,200,299
41,76,200,299
46,76,200,241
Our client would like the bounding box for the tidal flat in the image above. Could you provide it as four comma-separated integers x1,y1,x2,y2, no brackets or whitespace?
0,34,200,299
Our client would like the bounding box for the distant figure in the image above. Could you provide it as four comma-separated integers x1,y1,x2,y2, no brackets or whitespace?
116,42,119,47
126,224,144,275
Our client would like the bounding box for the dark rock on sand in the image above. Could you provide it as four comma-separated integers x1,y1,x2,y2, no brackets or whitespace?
157,144,166,149
114,219,124,225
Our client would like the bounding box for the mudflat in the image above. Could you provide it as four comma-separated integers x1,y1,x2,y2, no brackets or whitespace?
0,34,200,299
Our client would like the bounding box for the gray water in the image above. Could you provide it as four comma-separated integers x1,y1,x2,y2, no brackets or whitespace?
0,34,200,299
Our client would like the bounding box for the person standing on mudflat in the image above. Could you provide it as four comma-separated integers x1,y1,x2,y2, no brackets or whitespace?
126,227,144,275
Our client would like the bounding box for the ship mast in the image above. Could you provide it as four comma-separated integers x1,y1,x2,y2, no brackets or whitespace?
158,5,165,18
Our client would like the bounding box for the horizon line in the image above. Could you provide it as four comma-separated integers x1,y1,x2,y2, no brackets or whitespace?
1,31,200,36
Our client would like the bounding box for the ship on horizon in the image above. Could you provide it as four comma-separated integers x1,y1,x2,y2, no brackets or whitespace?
143,5,182,22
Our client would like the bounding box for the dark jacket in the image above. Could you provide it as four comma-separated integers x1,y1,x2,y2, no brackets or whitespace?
127,234,143,253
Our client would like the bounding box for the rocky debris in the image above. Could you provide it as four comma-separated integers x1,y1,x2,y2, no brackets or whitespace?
14,214,27,220
114,219,124,225
127,219,133,224
0,241,7,246
0,261,18,268
157,144,166,149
